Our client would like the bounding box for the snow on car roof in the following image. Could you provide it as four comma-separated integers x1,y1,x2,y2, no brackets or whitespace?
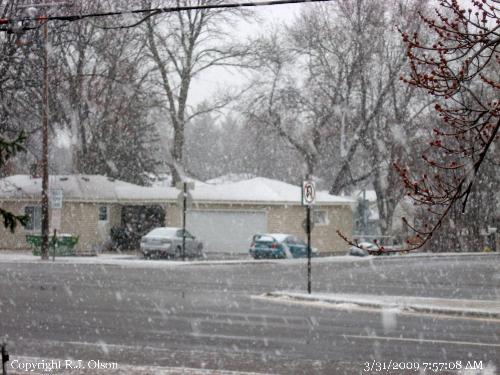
147,227,180,236
255,233,290,242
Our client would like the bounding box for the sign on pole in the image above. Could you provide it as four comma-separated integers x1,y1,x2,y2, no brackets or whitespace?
302,181,316,206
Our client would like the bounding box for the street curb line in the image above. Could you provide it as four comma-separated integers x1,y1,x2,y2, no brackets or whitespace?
367,252,500,262
262,292,500,319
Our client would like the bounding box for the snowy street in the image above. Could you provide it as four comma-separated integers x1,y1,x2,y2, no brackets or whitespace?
1,253,498,374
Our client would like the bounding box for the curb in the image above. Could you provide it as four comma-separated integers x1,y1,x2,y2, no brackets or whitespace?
262,292,500,319
362,252,500,262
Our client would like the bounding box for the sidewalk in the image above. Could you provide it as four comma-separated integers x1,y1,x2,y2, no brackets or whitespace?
0,250,497,268
260,291,500,319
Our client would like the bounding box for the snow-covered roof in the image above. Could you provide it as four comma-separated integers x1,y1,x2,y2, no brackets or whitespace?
205,173,256,184
0,175,178,202
0,175,354,205
194,177,354,205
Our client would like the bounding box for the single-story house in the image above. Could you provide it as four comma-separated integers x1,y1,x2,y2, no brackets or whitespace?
0,175,354,255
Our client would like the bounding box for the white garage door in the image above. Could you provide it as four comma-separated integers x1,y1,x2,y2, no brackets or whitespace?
186,210,267,254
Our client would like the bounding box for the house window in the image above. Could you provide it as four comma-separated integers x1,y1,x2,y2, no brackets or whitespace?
25,206,42,230
98,206,108,221
313,210,329,225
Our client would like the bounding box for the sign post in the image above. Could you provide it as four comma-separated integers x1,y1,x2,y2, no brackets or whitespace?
50,188,63,262
176,182,194,261
302,180,316,294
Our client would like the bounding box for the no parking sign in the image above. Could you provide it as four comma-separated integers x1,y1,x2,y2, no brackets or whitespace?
302,181,316,206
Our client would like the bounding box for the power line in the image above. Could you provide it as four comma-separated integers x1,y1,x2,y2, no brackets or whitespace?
0,0,335,32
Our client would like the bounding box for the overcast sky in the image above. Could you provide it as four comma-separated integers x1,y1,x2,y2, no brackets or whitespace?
190,2,303,105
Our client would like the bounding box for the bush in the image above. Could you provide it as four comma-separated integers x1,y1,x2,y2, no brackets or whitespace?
110,226,134,251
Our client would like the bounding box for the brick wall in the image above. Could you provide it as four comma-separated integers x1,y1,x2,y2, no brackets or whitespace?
0,201,117,253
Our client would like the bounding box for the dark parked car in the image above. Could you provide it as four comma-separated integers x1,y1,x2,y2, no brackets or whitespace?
249,233,318,259
140,227,204,259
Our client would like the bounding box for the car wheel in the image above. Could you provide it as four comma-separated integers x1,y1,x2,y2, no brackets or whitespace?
143,252,150,260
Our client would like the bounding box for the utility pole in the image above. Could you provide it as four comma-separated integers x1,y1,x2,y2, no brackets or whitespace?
16,2,73,260
41,21,49,260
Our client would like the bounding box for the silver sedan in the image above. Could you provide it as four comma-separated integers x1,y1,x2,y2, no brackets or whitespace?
140,227,204,259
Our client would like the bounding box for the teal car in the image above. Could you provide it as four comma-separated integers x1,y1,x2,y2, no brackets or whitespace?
249,233,318,259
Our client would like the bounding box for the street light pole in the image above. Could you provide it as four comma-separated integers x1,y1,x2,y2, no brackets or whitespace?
40,21,50,260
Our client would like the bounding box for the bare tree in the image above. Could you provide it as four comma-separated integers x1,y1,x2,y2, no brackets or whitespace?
397,0,499,248
242,31,322,178
243,0,428,236
49,1,160,184
144,0,248,185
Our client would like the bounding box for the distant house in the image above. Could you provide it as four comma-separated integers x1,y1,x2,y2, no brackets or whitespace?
0,175,354,255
